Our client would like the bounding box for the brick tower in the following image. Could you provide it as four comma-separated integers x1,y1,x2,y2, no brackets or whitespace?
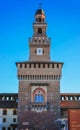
16,7,63,130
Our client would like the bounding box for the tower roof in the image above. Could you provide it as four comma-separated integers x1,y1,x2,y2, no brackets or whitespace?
35,9,45,16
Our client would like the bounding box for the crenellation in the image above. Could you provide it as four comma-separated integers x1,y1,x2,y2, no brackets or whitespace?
17,63,63,70
61,94,80,101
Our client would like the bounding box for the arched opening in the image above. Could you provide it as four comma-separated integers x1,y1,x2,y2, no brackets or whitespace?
38,28,42,35
3,109,7,115
32,87,46,103
38,18,41,22
13,110,17,115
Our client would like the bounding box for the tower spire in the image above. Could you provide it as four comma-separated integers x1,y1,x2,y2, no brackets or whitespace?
39,2,42,9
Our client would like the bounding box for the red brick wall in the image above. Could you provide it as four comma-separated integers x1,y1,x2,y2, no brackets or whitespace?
68,109,80,130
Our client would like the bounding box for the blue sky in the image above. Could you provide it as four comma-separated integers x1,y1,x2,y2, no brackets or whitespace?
0,0,80,93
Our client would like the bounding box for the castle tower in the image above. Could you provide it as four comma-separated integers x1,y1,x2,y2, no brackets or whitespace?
16,7,63,130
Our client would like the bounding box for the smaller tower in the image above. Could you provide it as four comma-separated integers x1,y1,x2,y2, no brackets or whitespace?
29,8,50,61
34,9,46,35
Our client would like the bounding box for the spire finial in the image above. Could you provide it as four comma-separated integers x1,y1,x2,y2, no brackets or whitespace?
39,2,42,9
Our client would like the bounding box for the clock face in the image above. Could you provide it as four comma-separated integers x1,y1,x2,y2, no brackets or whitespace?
37,48,43,55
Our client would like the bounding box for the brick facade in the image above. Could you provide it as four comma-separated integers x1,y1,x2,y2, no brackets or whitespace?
0,93,80,130
16,8,63,130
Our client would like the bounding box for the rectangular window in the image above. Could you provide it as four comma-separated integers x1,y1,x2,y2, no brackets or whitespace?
13,128,16,130
13,118,16,122
3,118,6,123
8,127,11,130
2,127,6,130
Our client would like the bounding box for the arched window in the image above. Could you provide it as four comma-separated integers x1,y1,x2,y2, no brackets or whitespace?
38,18,41,22
3,110,7,115
38,28,42,35
13,110,17,115
33,87,46,103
